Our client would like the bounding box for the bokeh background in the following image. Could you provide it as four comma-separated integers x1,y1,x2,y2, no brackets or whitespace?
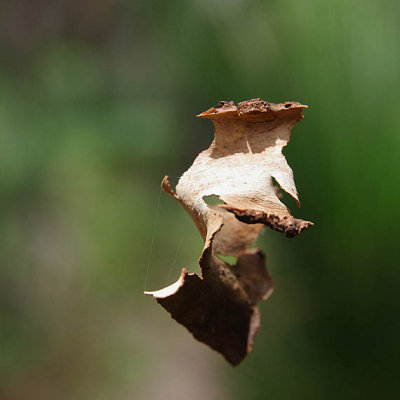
1,0,399,399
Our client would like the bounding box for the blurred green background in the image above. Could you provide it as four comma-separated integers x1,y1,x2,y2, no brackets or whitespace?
1,0,399,399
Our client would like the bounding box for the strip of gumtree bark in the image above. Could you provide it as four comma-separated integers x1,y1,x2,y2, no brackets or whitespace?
145,98,313,366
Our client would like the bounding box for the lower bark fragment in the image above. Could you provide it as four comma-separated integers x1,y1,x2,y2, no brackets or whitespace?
146,248,272,366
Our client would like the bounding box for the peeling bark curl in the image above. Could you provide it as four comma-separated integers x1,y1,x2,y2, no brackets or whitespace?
145,98,313,365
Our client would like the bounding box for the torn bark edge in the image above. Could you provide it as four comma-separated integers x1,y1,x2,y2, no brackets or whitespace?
220,205,314,238
197,98,307,122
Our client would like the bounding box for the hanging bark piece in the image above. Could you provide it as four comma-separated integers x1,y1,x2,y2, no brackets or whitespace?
145,98,313,366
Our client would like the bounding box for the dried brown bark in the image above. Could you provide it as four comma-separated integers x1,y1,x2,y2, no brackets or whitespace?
145,98,313,366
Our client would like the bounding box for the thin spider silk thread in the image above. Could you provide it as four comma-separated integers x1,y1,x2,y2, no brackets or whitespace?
144,186,163,290
166,237,184,285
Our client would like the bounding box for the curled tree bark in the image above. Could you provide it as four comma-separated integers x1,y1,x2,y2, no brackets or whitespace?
145,98,313,366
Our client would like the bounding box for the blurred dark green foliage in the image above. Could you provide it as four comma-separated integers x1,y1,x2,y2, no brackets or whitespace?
0,0,399,399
